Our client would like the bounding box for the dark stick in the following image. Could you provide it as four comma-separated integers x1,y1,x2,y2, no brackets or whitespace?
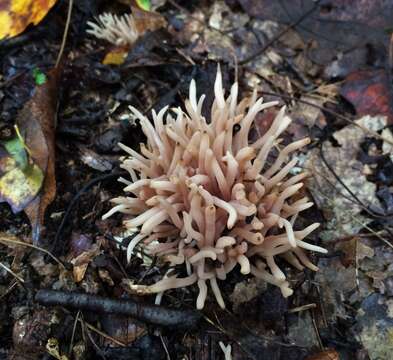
36,289,202,329
239,1,320,65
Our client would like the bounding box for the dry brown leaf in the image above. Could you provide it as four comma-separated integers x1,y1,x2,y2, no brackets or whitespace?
335,237,375,267
17,67,60,244
132,6,166,35
71,241,102,283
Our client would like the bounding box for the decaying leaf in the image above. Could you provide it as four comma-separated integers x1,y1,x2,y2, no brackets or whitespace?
101,314,147,346
70,239,102,283
229,278,267,312
0,0,58,40
357,294,393,360
46,338,68,360
17,67,60,243
132,5,166,35
305,115,384,242
341,69,393,124
1,67,59,242
335,237,375,267
0,136,44,212
287,311,320,348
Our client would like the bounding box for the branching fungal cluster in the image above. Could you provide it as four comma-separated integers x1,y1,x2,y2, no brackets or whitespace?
86,12,138,46
103,67,327,309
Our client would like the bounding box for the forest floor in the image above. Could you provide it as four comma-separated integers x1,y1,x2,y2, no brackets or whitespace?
1,0,393,359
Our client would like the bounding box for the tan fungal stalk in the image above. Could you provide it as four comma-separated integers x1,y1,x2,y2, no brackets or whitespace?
104,66,326,309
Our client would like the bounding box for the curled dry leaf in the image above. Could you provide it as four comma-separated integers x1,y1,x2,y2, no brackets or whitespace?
0,0,58,40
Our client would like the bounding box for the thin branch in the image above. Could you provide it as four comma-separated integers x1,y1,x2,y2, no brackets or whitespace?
56,0,74,67
0,262,24,284
0,236,65,269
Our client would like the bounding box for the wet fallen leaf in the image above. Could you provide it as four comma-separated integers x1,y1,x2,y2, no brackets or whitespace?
341,69,393,124
0,0,58,40
18,67,60,243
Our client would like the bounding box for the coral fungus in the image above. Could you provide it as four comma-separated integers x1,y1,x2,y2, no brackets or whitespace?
86,12,138,46
103,66,327,309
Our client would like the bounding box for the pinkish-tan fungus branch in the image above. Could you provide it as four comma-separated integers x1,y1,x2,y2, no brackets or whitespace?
103,66,327,309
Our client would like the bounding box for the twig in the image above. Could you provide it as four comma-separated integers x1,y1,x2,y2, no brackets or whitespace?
348,213,393,250
160,335,171,360
0,235,64,268
239,1,321,65
36,290,202,328
56,0,74,67
355,238,360,290
68,310,81,356
81,319,127,347
288,303,317,313
0,281,18,300
0,262,24,284
311,308,324,350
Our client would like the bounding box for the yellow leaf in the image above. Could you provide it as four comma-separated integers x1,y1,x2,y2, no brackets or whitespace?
0,156,44,213
102,49,128,65
0,0,58,40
